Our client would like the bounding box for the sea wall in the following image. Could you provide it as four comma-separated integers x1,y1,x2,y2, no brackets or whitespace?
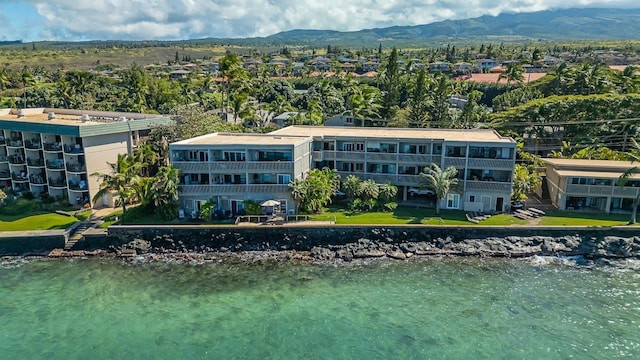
75,225,640,260
0,231,66,255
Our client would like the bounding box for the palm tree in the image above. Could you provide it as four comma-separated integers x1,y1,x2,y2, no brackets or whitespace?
0,68,10,91
151,165,180,219
20,68,36,108
617,166,639,225
512,164,542,202
92,154,142,223
418,163,459,215
342,175,362,199
359,179,379,200
133,144,159,177
498,63,525,85
614,65,640,94
378,182,398,203
289,178,307,214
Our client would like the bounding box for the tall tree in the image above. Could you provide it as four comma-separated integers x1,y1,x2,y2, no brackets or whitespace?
418,163,459,215
407,67,430,127
498,63,525,85
511,164,542,202
92,154,142,223
380,47,400,120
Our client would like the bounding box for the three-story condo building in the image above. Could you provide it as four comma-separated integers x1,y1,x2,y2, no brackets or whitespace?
0,108,172,207
170,126,517,216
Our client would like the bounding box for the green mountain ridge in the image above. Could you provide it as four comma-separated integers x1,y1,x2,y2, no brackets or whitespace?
262,8,640,45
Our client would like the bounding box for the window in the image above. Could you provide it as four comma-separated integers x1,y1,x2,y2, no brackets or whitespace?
356,143,364,152
277,174,291,184
224,151,246,161
446,194,460,209
469,195,475,202
354,163,364,172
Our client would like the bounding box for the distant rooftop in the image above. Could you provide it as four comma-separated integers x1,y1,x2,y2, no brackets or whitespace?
0,108,172,137
271,126,516,144
542,158,639,173
171,132,311,147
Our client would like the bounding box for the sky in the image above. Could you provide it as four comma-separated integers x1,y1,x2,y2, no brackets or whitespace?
0,0,638,42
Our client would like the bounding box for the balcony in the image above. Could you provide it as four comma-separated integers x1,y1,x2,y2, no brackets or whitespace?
467,158,514,170
312,151,323,161
66,163,86,173
179,184,290,195
9,155,26,165
68,179,88,191
64,144,84,154
24,139,42,150
0,138,5,145
397,154,432,163
366,152,397,161
48,178,67,188
0,171,10,179
0,156,7,163
46,159,66,170
443,157,466,168
27,158,45,167
29,174,46,185
6,139,23,148
465,180,511,192
43,143,63,152
333,152,366,161
11,173,29,182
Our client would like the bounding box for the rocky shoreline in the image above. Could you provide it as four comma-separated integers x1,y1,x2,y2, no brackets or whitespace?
36,230,640,265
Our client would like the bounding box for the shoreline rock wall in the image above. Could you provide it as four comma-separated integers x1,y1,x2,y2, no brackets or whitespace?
80,225,640,261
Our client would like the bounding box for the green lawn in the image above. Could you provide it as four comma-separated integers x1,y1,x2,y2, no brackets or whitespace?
309,206,527,226
538,210,636,226
0,213,78,231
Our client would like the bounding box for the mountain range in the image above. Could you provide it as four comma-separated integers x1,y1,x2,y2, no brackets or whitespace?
253,8,640,46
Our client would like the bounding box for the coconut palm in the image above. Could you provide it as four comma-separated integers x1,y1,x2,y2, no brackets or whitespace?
359,179,380,201
342,175,362,199
92,154,142,223
151,165,180,219
289,178,307,214
418,163,459,215
498,63,525,85
378,182,398,203
512,164,542,202
617,166,639,225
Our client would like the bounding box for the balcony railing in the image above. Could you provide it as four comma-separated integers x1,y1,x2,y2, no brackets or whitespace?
30,175,46,185
46,160,65,170
27,158,45,167
179,184,290,195
24,140,42,150
43,143,63,152
66,163,86,172
11,173,29,182
9,155,25,165
64,145,84,154
48,179,67,188
0,171,10,179
465,180,511,192
0,156,7,163
443,157,466,168
467,158,514,170
6,140,23,147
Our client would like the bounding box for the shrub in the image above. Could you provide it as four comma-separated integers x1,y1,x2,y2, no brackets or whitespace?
40,193,56,204
22,191,35,200
0,198,36,216
383,202,398,212
244,200,262,215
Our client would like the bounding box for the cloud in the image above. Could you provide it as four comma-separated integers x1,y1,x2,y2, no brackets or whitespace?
13,0,640,41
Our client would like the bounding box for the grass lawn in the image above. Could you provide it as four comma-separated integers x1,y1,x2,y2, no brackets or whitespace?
538,210,636,226
0,212,78,231
310,206,528,226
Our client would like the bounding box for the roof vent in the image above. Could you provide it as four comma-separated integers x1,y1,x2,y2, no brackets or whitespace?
81,114,90,122
48,112,56,120
119,116,127,122
17,109,24,118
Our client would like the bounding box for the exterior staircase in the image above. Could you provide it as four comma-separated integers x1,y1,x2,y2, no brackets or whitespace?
64,221,93,250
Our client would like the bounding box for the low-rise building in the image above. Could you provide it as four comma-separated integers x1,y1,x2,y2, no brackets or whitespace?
0,108,172,208
542,158,640,213
170,126,517,215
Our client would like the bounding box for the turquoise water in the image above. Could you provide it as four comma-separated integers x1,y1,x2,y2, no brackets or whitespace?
1,257,639,359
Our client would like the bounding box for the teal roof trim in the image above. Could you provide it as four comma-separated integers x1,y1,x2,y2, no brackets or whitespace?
0,120,79,136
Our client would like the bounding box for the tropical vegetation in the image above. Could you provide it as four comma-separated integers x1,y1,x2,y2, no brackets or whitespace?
418,164,459,215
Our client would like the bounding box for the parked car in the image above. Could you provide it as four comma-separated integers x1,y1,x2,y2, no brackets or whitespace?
408,187,435,196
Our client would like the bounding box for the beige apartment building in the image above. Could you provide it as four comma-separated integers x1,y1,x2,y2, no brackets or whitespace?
0,108,172,208
171,126,517,216
542,158,640,213
171,132,313,216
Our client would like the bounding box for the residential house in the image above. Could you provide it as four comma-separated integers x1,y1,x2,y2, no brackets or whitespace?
542,158,640,213
0,108,172,208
